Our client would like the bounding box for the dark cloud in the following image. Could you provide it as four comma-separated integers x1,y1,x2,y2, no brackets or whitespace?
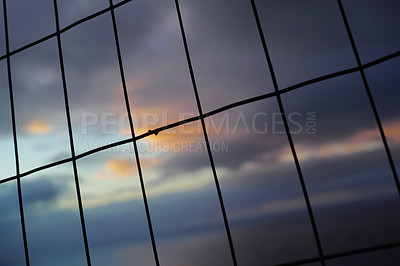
1,0,168,132
81,196,400,266
253,0,357,88
155,99,286,175
1,0,399,144
1,166,399,266
365,57,400,121
177,0,275,112
151,79,400,179
221,142,400,194
61,0,167,104
0,176,85,265
282,72,400,146
0,177,67,226
22,177,65,207
6,0,55,49
10,38,68,129
0,182,20,220
342,0,400,63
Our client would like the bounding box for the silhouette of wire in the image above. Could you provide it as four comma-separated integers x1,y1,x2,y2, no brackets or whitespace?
109,0,160,264
250,0,325,265
2,0,30,265
337,0,400,196
1,0,400,265
174,0,238,265
53,0,92,265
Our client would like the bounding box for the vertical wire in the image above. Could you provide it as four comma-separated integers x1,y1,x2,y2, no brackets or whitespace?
52,0,92,265
108,0,160,265
2,0,30,265
174,0,237,265
249,1,326,265
337,0,400,196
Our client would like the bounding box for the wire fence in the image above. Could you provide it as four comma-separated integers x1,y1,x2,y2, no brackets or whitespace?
1,0,399,265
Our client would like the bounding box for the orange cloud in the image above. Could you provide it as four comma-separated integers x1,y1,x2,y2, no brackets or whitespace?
105,158,136,179
25,120,53,135
279,119,400,163
144,122,206,154
383,120,400,143
102,157,162,179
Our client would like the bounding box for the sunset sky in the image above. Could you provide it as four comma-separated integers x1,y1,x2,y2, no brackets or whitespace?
1,0,400,265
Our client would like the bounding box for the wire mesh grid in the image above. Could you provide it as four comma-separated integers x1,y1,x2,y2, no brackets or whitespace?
1,0,400,265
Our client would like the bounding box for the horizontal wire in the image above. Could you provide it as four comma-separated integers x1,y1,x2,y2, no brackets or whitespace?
0,49,399,185
274,241,400,266
0,158,73,184
0,0,133,62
